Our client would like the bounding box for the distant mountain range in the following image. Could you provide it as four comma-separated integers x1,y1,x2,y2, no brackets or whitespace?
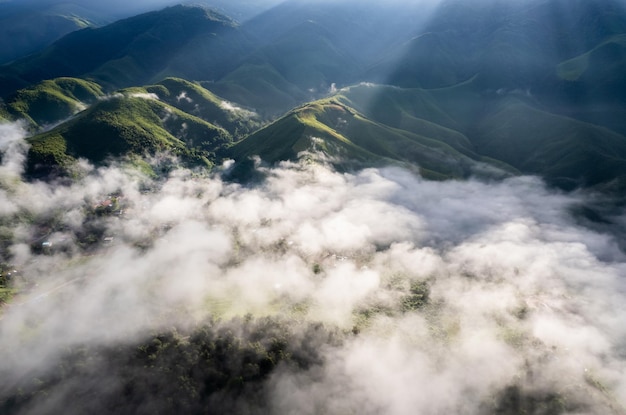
0,1,96,65
0,0,284,66
2,0,626,192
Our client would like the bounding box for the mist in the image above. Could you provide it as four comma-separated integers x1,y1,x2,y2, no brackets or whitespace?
1,122,626,414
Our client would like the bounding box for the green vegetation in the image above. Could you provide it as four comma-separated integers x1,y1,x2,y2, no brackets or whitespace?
0,317,340,414
6,78,103,128
0,265,16,306
489,385,568,415
376,31,472,89
0,0,625,191
146,78,262,139
401,280,431,312
259,20,358,89
0,284,14,306
209,63,307,118
227,100,383,169
338,83,470,151
337,80,626,187
0,105,10,122
26,92,231,177
229,94,512,180
13,73,626,190
0,287,13,305
475,97,626,187
0,4,93,65
27,133,74,175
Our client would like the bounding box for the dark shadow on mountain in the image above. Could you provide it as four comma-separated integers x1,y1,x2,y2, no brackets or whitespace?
353,0,626,190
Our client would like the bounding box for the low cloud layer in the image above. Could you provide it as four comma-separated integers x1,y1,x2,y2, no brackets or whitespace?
1,122,625,414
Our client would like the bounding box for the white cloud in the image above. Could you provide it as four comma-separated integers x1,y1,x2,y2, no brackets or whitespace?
0,121,29,182
0,159,625,413
129,92,159,100
176,91,193,103
220,100,258,118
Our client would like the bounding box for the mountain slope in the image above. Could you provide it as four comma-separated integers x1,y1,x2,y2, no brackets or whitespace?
146,77,262,139
0,5,249,96
338,81,626,188
5,77,103,128
208,63,307,118
366,0,626,99
228,96,507,180
208,19,360,117
0,2,94,65
26,92,231,177
4,0,626,192
475,97,626,187
209,0,436,116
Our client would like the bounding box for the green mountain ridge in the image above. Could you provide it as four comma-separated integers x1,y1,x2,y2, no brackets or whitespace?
5,77,103,128
26,89,232,177
228,95,511,181
8,74,626,191
147,77,262,139
0,0,625,193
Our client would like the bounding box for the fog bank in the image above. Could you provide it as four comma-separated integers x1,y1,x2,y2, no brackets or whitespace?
1,123,625,414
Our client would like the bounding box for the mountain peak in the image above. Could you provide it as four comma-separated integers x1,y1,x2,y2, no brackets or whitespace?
0,3,247,96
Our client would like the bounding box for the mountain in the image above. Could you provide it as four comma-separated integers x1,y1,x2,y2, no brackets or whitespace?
1,0,626,192
366,0,626,110
0,1,96,65
228,93,514,181
5,3,626,415
0,1,435,115
0,0,291,68
228,76,626,188
26,89,230,177
5,77,103,128
0,5,251,96
147,77,261,139
211,0,435,115
1,0,186,21
208,18,364,117
339,81,626,188
18,75,266,178
191,0,284,22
